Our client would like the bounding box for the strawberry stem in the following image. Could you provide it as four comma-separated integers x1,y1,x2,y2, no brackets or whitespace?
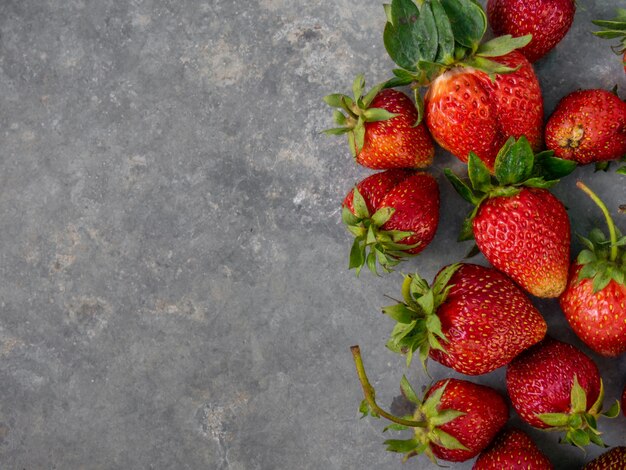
350,346,426,428
577,181,618,262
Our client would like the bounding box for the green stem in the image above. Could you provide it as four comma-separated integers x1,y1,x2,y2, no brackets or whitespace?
577,181,618,262
350,346,426,428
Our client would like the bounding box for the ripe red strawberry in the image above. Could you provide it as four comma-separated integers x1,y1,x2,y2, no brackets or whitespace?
506,337,620,448
426,51,543,170
351,346,508,464
487,0,576,63
381,0,543,170
384,263,546,375
559,182,626,357
545,89,626,165
342,170,439,274
583,447,626,470
324,75,434,169
473,428,553,470
446,137,575,298
593,9,626,74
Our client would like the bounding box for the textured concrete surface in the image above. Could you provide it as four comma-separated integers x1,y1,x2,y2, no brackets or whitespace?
0,0,624,469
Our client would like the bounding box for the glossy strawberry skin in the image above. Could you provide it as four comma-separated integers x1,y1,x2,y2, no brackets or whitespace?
473,187,570,298
583,447,626,470
559,263,626,357
343,170,440,255
545,89,626,165
488,0,576,63
426,379,509,462
473,428,553,470
358,89,435,169
506,338,601,429
425,51,543,170
430,264,546,375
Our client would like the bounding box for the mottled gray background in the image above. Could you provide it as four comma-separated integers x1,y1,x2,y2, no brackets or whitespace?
0,0,624,469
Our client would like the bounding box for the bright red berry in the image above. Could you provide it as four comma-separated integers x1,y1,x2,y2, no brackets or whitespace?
324,75,434,169
545,89,626,165
426,51,543,170
506,338,619,448
351,346,508,464
583,447,626,470
445,137,574,298
488,0,576,63
473,428,553,469
342,170,439,274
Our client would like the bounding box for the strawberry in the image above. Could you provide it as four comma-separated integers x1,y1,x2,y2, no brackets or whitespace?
445,137,575,298
583,447,626,470
384,263,546,375
593,9,626,74
506,337,621,448
559,182,626,357
342,170,439,274
382,0,543,170
487,0,576,63
323,75,434,169
473,428,553,469
351,346,508,464
545,89,626,165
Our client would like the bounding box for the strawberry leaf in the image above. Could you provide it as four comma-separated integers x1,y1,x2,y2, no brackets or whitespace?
363,108,399,122
494,136,534,185
428,409,465,427
440,0,486,52
444,169,481,204
400,375,420,404
383,304,415,324
414,2,438,63
431,428,469,451
476,34,532,57
468,151,492,192
602,401,620,418
570,376,587,414
351,187,370,219
432,0,454,64
384,438,421,453
538,412,570,427
371,207,395,226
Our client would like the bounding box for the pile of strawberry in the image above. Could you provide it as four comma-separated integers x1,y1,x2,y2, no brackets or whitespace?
324,0,626,468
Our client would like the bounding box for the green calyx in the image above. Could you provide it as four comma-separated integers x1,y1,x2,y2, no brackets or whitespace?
537,377,621,449
444,136,577,241
575,182,626,292
323,74,399,157
344,187,418,275
351,346,467,465
382,0,531,117
383,264,461,369
592,9,626,55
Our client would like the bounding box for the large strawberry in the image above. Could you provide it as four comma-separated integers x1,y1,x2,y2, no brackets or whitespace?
506,338,620,449
559,182,626,357
487,0,576,63
473,428,553,470
593,9,626,74
445,137,575,298
323,75,434,169
545,89,626,166
383,263,546,374
351,346,508,464
342,170,439,274
583,447,626,470
382,0,543,170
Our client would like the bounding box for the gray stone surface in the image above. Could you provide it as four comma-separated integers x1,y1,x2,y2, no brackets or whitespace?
0,0,624,468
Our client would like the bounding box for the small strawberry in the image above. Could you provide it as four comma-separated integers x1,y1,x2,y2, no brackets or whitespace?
342,170,439,274
583,447,626,470
323,75,434,169
506,337,620,449
382,0,543,170
445,137,576,298
559,182,626,357
593,9,626,74
383,263,546,375
487,0,576,63
545,89,626,166
351,346,508,464
473,428,553,470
